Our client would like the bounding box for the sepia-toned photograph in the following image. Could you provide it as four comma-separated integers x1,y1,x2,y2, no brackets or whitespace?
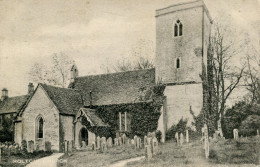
0,0,259,166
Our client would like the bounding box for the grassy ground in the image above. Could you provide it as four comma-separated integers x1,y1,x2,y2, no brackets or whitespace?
127,137,260,167
61,145,145,167
0,151,53,167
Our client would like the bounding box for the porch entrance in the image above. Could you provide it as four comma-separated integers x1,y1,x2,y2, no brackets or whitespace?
79,128,88,147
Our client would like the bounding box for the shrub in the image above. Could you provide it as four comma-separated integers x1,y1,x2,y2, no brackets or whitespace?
166,118,188,141
21,140,27,154
239,115,260,137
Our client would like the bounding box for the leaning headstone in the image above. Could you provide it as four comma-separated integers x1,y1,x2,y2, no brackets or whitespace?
233,129,239,140
204,124,209,159
45,141,52,152
175,132,179,144
186,130,189,143
97,136,101,149
145,144,152,161
180,133,184,146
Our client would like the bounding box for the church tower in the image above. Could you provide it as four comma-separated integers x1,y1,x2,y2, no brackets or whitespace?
155,0,212,129
70,61,79,83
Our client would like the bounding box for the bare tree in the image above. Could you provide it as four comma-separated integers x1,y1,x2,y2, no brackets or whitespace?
29,52,72,87
113,39,154,72
211,24,245,135
243,43,260,104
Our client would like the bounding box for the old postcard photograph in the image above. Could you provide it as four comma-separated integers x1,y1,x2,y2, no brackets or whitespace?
0,0,259,166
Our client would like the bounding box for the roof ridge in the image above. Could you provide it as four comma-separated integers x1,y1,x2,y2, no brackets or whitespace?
76,68,155,79
39,83,81,92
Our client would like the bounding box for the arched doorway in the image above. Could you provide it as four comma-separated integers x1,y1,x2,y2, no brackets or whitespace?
79,128,88,147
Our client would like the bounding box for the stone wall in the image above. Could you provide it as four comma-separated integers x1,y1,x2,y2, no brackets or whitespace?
14,122,22,145
164,83,203,129
22,86,60,151
60,115,74,142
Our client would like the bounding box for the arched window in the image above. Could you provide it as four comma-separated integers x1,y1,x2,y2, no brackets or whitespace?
174,20,183,37
36,116,44,139
176,58,180,69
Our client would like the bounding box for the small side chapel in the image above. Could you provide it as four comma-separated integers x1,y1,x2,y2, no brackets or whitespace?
14,0,212,152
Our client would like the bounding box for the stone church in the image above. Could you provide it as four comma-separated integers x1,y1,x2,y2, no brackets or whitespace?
12,0,212,152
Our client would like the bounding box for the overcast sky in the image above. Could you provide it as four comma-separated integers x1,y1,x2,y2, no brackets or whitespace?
0,0,260,97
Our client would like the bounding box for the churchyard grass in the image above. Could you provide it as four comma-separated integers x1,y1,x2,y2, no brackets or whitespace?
60,144,145,167
127,137,259,167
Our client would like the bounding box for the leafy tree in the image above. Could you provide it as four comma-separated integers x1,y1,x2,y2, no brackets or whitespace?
0,117,13,142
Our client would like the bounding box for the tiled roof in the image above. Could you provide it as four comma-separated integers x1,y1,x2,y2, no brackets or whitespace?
80,108,109,127
69,68,156,106
40,84,83,115
0,95,30,115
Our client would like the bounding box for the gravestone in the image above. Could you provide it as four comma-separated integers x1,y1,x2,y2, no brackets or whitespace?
81,141,86,149
10,145,16,155
107,137,112,147
131,139,134,145
97,136,101,149
126,138,130,145
233,129,239,140
180,133,184,146
64,141,69,154
204,124,209,159
28,140,34,153
134,135,138,149
91,142,96,151
136,137,140,149
152,137,159,155
45,141,52,152
68,141,72,153
144,136,148,145
122,134,126,144
257,129,259,136
145,144,152,161
186,130,189,143
175,132,179,144
114,138,119,146
118,137,122,146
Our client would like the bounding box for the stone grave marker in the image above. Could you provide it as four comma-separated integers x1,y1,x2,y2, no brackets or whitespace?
136,137,140,149
118,137,122,146
114,138,119,146
97,136,101,149
64,141,68,154
107,137,112,147
131,139,134,145
152,137,159,155
81,141,86,149
257,129,259,136
180,133,184,146
122,134,126,144
186,130,189,143
91,142,96,151
233,129,239,140
175,132,179,144
204,124,209,159
134,135,138,149
144,136,148,146
145,144,152,161
68,141,72,153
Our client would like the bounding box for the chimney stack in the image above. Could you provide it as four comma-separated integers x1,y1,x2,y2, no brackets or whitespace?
28,83,34,95
1,88,8,101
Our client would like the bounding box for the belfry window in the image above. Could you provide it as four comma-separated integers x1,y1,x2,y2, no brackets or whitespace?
176,58,180,69
174,20,183,37
119,112,130,131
